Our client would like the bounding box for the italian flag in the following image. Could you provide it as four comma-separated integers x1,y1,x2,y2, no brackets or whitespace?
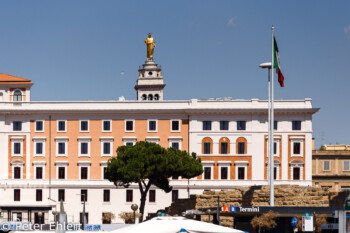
273,36,284,87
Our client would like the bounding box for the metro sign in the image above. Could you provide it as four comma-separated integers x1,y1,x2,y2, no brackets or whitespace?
221,206,237,213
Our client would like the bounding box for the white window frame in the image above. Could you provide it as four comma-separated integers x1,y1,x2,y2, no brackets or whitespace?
80,120,89,133
35,120,44,132
218,161,231,180
78,137,91,157
57,120,67,132
290,137,304,157
147,119,158,132
343,160,350,171
33,161,46,180
55,137,69,157
33,137,46,157
323,160,331,171
102,120,112,132
11,137,24,157
170,119,181,132
290,161,304,180
100,161,108,180
125,119,135,133
100,137,114,157
55,161,69,180
202,161,214,180
78,162,91,180
235,161,248,180
11,162,24,179
145,137,160,144
122,137,137,146
168,137,183,150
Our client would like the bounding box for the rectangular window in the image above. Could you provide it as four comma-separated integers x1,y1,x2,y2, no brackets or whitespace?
80,213,89,224
58,142,65,154
149,190,156,203
126,121,134,131
292,121,301,130
148,120,157,131
293,167,300,180
221,143,228,154
237,121,246,130
203,143,211,154
103,142,110,154
14,167,21,179
202,121,212,130
220,121,229,130
81,121,89,131
103,190,110,202
36,121,43,131
36,167,43,179
274,167,277,180
171,142,179,149
36,189,42,202
103,167,107,179
238,142,245,154
14,143,21,154
58,121,66,132
172,190,178,202
13,121,22,131
221,167,228,180
273,142,277,155
344,161,350,171
81,190,88,202
274,121,278,130
126,190,133,202
171,120,179,131
204,167,211,180
126,142,134,146
58,167,65,179
238,167,245,180
293,142,301,154
103,120,111,132
36,143,43,155
81,167,88,179
81,143,88,155
323,161,330,171
58,189,65,202
14,189,20,201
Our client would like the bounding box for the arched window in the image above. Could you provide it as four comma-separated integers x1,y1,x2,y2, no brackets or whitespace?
219,137,230,154
142,94,147,101
13,89,22,102
236,137,247,154
154,94,159,101
148,94,153,101
202,137,213,154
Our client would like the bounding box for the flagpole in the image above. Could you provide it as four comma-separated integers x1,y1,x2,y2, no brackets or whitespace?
270,25,275,207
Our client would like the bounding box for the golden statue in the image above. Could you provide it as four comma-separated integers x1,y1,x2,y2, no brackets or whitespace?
145,33,156,59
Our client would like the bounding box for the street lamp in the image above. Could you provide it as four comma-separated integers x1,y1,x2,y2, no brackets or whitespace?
76,193,86,230
131,204,138,224
206,209,212,223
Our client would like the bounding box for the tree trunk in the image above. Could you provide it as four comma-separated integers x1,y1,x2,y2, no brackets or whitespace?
138,181,152,223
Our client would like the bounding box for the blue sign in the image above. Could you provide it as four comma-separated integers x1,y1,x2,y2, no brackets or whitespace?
291,217,297,227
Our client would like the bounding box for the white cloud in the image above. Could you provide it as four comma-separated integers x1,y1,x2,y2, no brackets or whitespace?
227,17,236,27
344,25,350,38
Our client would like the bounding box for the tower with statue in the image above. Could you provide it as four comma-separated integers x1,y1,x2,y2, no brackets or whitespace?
134,33,165,101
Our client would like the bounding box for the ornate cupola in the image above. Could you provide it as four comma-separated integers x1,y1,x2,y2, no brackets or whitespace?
134,33,165,101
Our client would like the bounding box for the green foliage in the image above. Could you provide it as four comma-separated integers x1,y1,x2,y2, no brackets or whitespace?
106,141,203,191
105,141,203,221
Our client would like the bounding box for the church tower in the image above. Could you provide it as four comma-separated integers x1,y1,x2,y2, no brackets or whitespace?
135,33,165,101
134,59,165,101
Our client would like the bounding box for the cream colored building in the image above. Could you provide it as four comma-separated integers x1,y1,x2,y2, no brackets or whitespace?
313,143,350,191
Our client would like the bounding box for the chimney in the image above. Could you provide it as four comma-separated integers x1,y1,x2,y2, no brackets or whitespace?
312,138,315,150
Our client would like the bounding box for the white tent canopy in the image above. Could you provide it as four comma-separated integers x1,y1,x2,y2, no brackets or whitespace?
110,216,245,233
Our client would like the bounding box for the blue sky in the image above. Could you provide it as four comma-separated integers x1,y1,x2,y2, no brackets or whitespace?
0,0,349,148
